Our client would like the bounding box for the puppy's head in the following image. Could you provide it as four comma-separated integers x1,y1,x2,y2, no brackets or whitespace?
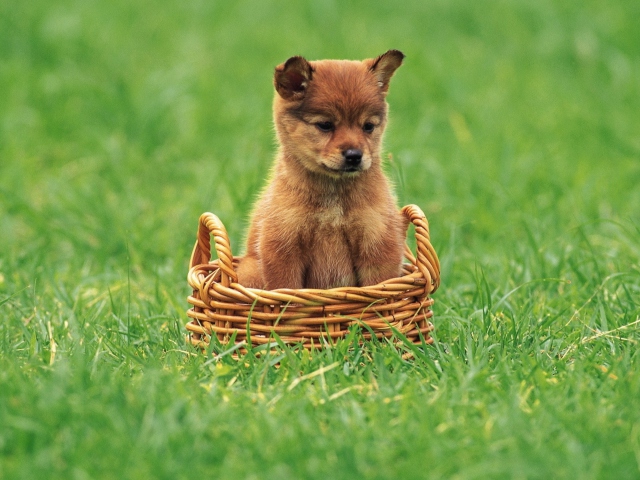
273,50,404,178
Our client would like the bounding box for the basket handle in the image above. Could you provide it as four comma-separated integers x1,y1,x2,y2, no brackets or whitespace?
189,212,238,286
402,204,441,292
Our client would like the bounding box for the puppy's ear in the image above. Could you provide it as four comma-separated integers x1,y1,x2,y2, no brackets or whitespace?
367,49,405,94
274,56,313,101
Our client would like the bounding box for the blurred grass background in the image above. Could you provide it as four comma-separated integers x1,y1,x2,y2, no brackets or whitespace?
1,0,639,478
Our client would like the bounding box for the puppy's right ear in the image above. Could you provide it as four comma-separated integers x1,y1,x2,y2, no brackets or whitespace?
368,50,405,95
274,56,313,101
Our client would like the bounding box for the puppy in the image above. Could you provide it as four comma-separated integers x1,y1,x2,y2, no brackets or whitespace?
236,50,407,290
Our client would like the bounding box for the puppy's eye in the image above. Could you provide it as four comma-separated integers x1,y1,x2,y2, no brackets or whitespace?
315,121,334,132
363,122,375,133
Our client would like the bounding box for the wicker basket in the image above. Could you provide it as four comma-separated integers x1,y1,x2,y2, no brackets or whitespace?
186,204,440,352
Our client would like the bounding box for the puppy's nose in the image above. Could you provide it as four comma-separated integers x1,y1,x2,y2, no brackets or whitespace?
343,148,363,167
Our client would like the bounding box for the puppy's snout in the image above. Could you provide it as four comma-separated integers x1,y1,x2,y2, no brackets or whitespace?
342,148,363,168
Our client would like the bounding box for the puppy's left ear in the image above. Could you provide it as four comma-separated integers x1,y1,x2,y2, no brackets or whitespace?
367,50,405,94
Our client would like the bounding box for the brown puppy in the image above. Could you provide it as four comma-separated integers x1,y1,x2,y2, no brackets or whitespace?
236,50,407,290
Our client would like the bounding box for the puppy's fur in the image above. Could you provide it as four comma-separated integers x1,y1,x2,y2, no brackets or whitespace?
236,50,407,290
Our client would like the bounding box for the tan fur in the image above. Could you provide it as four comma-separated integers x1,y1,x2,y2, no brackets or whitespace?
236,50,407,290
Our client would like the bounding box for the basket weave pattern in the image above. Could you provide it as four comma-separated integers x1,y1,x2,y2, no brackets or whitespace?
186,204,440,350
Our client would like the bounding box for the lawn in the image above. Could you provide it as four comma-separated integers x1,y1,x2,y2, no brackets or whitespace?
1,0,639,478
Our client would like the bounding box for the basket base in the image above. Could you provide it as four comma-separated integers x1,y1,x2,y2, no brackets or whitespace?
185,318,434,356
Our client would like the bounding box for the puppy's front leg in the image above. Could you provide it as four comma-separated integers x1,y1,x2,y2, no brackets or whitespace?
354,214,406,287
357,256,403,286
236,255,264,289
259,237,305,290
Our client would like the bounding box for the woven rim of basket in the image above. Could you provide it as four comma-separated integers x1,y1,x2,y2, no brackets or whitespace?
186,204,440,350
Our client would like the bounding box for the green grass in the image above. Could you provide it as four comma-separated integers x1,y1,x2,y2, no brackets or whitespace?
1,0,640,478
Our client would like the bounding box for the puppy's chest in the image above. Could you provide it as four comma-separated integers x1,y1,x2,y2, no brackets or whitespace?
301,203,367,251
313,204,346,229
